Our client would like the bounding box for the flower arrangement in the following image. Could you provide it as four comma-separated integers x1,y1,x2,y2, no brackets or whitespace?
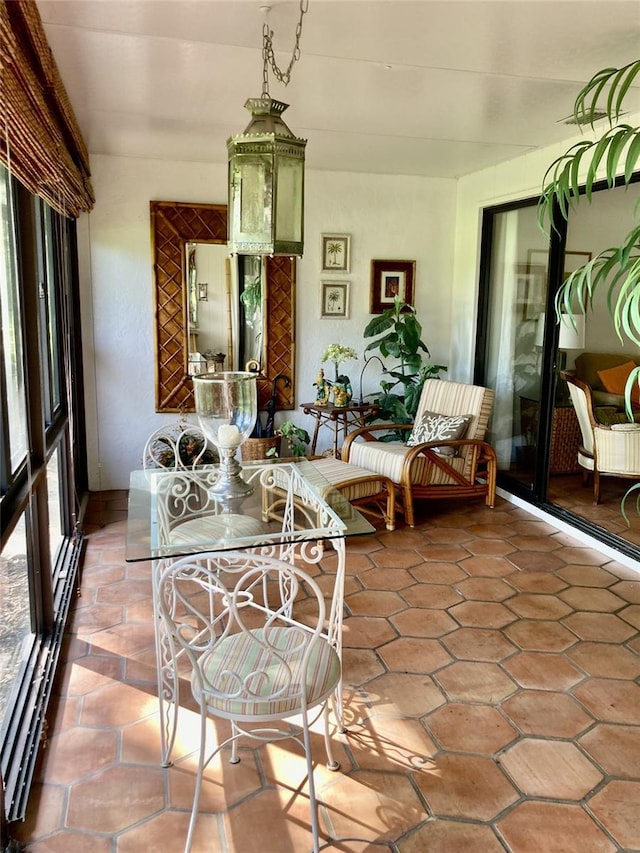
320,344,358,380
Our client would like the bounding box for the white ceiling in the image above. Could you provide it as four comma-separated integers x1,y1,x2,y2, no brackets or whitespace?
37,0,640,179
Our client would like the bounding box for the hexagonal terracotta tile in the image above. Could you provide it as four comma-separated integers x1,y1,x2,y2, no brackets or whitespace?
342,615,397,649
321,769,428,841
502,651,584,691
18,830,114,852
397,818,505,852
377,637,453,674
458,555,515,577
580,723,640,778
426,703,516,754
556,565,618,587
79,681,159,727
362,671,445,718
346,589,406,616
57,653,123,696
562,612,636,642
502,690,593,738
342,648,385,687
463,539,517,557
507,551,565,572
506,571,568,594
66,765,164,832
619,603,640,629
454,576,515,601
442,627,517,662
41,727,117,784
610,579,640,602
588,780,640,849
556,547,608,566
358,566,415,590
505,619,578,652
421,527,474,544
497,801,617,852
467,523,515,540
222,786,321,851
345,715,437,772
572,678,640,724
417,544,471,562
401,583,463,609
567,640,640,679
415,753,518,820
390,607,458,638
505,593,573,620
118,811,221,853
508,535,562,552
449,600,516,629
96,578,151,605
500,738,602,799
370,548,425,570
435,661,517,703
409,562,468,585
558,586,625,612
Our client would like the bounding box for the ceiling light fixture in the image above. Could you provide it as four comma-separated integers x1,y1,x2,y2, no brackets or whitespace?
227,2,309,257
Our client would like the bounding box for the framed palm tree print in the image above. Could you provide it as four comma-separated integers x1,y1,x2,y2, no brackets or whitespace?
321,281,350,318
321,233,351,272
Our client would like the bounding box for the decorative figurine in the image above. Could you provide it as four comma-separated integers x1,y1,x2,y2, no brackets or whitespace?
332,374,352,407
314,368,330,405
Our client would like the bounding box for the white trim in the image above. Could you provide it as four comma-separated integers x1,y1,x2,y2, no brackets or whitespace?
497,488,640,574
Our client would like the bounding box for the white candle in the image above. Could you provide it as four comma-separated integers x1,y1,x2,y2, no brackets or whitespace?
217,424,242,449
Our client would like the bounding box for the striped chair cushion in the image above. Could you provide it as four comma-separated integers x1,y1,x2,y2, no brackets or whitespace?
200,627,341,719
310,457,390,500
348,441,466,486
595,424,640,475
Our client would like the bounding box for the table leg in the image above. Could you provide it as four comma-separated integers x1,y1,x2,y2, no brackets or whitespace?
310,412,322,455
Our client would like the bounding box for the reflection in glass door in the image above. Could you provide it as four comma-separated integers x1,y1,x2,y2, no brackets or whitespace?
481,201,551,494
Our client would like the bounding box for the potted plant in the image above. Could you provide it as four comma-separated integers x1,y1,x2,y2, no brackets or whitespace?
363,296,446,431
266,421,311,458
320,344,358,406
537,59,640,517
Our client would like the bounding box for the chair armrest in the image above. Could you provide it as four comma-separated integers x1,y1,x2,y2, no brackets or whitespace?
402,437,496,469
341,423,412,461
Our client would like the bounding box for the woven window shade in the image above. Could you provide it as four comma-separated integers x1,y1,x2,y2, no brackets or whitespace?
0,0,94,216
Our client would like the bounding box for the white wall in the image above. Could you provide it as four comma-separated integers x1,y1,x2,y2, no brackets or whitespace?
80,156,457,489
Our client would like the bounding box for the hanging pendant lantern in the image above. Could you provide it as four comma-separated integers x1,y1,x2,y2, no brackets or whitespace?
227,96,306,256
227,2,308,257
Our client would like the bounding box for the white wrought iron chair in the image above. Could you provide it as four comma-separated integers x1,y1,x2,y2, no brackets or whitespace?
562,371,640,504
342,379,497,526
143,421,216,470
157,550,342,853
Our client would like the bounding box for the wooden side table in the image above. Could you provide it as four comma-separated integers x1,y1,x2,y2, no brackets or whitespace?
300,402,379,458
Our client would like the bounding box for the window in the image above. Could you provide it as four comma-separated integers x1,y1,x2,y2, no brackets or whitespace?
0,167,86,823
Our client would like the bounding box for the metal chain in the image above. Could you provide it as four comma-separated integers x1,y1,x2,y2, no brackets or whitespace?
261,0,309,98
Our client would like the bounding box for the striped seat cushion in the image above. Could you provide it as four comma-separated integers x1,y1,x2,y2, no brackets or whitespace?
310,457,390,500
348,441,466,486
199,627,340,719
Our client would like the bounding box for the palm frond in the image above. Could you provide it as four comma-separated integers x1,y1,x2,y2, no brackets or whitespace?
538,125,640,233
574,61,640,127
555,229,640,348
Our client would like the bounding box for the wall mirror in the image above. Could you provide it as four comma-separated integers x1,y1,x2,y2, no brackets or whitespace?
151,200,295,413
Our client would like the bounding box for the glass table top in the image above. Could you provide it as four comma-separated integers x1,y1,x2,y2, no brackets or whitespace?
126,457,375,562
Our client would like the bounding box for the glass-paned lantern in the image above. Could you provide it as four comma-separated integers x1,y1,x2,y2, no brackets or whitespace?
227,97,306,257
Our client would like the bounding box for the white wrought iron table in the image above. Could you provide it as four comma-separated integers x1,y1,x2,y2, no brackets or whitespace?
125,458,375,766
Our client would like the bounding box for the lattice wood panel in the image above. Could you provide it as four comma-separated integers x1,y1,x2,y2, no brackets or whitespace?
152,201,295,413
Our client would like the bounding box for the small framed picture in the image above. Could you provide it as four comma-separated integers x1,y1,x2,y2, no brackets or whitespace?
320,281,350,318
370,259,415,313
321,233,351,272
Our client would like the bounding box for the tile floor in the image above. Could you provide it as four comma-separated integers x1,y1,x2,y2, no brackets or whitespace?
11,489,640,853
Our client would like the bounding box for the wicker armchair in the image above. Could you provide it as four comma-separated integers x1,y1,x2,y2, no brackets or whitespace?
562,371,640,504
342,379,497,526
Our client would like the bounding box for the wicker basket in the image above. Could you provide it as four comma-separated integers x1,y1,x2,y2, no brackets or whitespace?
240,436,281,461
